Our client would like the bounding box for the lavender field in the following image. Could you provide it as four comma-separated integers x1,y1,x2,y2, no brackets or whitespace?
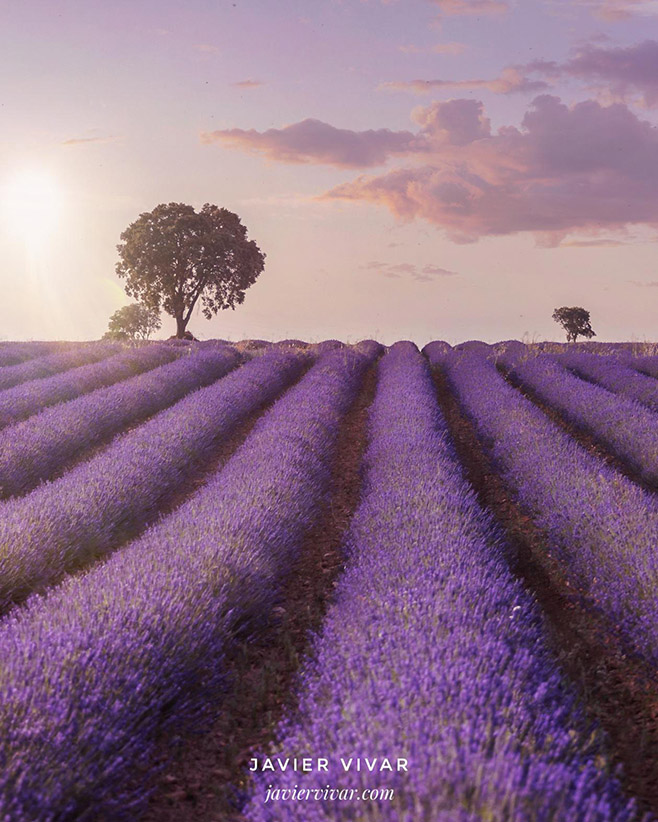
2,337,658,822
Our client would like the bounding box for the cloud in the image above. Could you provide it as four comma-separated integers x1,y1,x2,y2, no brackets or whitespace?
387,262,417,276
430,0,510,15
232,79,265,88
561,238,631,246
386,39,658,107
210,93,658,243
240,192,318,207
549,0,658,20
432,42,468,55
381,67,550,96
202,118,417,167
323,95,658,242
589,0,658,20
194,43,219,54
398,41,467,55
550,40,658,108
411,98,492,145
61,136,117,146
360,260,458,280
422,264,458,276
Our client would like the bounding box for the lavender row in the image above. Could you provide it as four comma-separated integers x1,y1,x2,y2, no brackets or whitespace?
245,343,634,822
499,351,658,488
432,348,658,668
550,350,658,413
628,355,658,380
0,340,82,367
0,343,180,429
0,346,241,498
0,341,121,391
0,347,307,612
0,346,375,821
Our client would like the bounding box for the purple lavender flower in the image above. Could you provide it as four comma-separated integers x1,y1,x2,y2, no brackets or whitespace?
243,342,634,822
0,342,120,390
435,348,658,667
0,347,307,610
0,343,180,429
0,345,375,821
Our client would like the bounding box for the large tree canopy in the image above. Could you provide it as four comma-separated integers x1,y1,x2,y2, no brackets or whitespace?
552,306,596,343
115,203,265,338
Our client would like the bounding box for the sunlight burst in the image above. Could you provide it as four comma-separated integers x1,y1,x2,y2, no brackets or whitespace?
1,169,62,248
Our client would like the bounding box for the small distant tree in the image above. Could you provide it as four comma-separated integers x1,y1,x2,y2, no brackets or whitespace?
552,306,596,343
115,202,265,338
103,303,161,342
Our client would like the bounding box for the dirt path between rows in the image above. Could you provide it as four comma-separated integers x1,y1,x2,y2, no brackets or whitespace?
140,362,378,822
432,364,658,819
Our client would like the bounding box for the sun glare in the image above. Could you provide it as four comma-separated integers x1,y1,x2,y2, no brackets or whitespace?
1,169,62,248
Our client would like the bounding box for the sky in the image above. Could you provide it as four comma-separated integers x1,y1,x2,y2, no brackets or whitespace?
1,0,658,345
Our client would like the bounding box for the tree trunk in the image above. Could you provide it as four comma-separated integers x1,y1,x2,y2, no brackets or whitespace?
175,315,188,338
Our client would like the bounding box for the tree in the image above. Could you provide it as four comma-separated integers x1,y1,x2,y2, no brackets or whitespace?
115,203,265,338
102,303,161,341
552,306,596,343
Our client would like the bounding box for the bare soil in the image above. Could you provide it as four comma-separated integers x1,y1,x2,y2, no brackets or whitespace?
139,362,378,821
432,364,658,818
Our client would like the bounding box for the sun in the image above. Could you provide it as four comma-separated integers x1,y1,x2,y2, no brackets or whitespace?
1,169,62,248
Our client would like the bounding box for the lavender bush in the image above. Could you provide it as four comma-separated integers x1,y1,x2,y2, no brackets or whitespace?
244,342,635,822
0,340,78,367
0,343,179,429
0,347,308,611
499,351,658,488
433,349,658,668
550,351,651,409
629,355,658,380
0,345,374,821
0,342,120,390
421,340,452,360
0,346,241,498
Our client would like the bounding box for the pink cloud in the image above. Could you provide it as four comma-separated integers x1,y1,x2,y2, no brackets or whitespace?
432,41,468,55
422,264,458,276
590,0,658,20
62,136,117,146
551,0,658,20
232,79,265,89
412,99,491,145
381,67,550,96
398,41,467,55
208,95,658,243
360,261,458,280
442,40,658,108
430,0,510,15
561,238,630,246
387,38,658,109
194,43,219,54
323,95,658,242
560,40,658,107
202,118,417,168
